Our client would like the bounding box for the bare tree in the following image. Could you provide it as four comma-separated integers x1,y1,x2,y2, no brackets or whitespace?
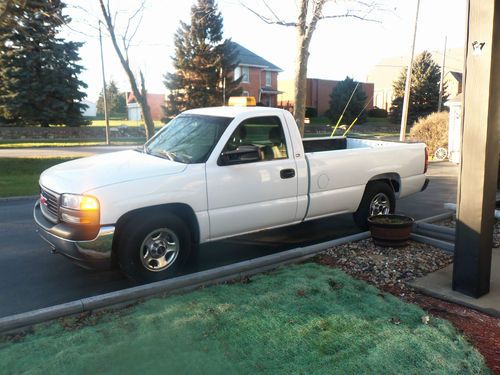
98,0,155,140
243,0,381,136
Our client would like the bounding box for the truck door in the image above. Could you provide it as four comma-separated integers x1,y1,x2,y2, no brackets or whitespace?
205,115,298,239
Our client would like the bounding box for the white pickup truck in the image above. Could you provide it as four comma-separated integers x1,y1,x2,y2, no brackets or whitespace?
34,106,429,282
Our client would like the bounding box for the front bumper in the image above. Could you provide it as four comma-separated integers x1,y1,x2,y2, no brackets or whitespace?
33,200,115,270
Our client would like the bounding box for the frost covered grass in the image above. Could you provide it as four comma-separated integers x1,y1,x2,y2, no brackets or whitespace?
0,264,488,374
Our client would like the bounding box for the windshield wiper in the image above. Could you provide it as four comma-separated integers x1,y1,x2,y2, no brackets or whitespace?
152,150,180,162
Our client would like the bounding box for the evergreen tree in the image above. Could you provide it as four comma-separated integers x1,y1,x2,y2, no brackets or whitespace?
326,76,368,125
96,80,127,117
164,0,240,116
0,1,88,127
389,51,444,124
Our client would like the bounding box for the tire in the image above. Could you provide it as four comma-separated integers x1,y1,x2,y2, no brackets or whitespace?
353,181,396,230
117,212,192,283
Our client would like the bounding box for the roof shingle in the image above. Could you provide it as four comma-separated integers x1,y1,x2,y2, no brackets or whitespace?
230,41,282,72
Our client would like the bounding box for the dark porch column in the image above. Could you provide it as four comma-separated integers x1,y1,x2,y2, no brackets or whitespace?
453,0,500,297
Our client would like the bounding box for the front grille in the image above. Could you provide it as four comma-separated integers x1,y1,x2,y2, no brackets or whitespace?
40,186,60,222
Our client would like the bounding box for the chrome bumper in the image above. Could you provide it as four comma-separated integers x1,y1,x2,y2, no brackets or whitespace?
33,201,115,270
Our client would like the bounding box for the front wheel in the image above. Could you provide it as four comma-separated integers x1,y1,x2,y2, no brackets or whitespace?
117,213,192,283
353,181,395,230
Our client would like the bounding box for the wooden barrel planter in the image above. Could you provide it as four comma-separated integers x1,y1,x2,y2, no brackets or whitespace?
368,214,415,247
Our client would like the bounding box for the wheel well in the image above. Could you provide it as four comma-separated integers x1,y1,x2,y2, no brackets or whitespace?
112,203,200,264
368,173,400,193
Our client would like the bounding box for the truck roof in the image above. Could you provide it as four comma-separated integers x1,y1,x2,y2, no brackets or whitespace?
183,106,287,118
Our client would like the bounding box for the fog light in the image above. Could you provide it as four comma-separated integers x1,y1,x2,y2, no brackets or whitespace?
61,213,81,224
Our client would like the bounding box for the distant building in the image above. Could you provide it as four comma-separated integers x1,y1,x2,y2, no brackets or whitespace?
366,48,464,111
81,99,96,117
278,78,374,117
127,93,165,121
444,71,463,98
230,42,282,107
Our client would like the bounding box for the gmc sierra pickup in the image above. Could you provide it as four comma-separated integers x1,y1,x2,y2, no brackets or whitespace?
34,106,429,282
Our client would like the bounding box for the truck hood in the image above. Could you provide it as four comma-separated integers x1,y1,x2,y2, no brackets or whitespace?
39,150,188,194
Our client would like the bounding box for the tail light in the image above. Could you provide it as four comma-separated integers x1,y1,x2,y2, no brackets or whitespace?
424,147,429,173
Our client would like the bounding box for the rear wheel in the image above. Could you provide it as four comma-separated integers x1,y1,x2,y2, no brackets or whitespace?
117,213,192,283
353,181,395,230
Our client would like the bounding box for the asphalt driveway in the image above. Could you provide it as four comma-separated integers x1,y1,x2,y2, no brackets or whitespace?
0,162,458,317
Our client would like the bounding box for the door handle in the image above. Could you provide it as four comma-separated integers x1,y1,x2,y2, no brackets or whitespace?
280,168,295,179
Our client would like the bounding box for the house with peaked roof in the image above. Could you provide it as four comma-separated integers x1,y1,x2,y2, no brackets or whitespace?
444,71,463,98
230,42,282,107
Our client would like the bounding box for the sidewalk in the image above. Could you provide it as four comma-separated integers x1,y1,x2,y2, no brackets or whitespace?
0,145,135,158
409,246,500,317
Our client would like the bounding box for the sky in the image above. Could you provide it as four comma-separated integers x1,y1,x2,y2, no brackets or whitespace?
62,0,467,102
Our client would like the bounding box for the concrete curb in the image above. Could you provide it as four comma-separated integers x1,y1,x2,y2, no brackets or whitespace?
0,195,37,203
410,212,455,253
0,231,370,334
410,233,455,253
407,282,500,318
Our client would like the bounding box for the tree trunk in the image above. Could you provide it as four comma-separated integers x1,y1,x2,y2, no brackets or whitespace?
139,71,155,140
98,0,155,140
293,36,309,137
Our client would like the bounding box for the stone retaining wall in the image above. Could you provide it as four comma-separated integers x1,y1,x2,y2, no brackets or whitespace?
0,126,149,140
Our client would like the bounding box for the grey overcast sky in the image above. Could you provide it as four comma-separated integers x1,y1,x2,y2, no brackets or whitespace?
62,0,466,102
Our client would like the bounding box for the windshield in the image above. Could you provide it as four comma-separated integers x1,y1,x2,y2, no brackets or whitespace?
144,114,233,164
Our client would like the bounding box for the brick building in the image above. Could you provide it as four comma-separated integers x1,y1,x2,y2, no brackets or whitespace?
127,93,165,121
230,42,282,107
278,78,374,116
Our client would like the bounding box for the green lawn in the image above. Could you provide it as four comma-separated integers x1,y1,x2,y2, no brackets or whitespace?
0,158,75,197
0,264,487,374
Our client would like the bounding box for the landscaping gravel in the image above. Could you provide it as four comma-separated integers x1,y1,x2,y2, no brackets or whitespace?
317,239,452,289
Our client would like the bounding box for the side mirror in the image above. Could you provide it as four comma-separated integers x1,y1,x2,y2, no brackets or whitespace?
219,145,260,166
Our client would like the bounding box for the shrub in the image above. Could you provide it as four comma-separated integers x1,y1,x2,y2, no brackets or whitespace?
409,112,448,157
367,107,388,118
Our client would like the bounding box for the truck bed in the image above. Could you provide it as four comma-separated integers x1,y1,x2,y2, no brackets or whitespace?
302,136,426,221
302,136,403,153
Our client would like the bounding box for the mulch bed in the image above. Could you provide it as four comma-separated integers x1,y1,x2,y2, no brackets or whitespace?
316,238,500,374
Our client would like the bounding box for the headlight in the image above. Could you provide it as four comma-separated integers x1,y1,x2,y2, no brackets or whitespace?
61,194,99,211
60,194,100,225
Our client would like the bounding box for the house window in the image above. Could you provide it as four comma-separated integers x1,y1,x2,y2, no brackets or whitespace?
265,71,271,86
234,66,249,83
241,66,249,83
242,91,249,97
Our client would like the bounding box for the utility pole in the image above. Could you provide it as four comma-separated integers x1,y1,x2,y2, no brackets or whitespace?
399,0,421,142
99,21,110,145
223,76,226,106
437,36,447,112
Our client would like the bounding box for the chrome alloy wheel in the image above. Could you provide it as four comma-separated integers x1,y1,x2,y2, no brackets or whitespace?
140,228,180,272
369,193,391,216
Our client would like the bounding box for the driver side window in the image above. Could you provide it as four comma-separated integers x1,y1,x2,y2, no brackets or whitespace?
222,116,288,162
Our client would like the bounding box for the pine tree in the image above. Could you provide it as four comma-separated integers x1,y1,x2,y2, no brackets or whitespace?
326,76,368,125
96,80,127,118
164,0,240,116
389,51,444,124
0,1,88,127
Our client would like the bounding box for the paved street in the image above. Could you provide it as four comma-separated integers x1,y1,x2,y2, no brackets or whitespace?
0,162,458,317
